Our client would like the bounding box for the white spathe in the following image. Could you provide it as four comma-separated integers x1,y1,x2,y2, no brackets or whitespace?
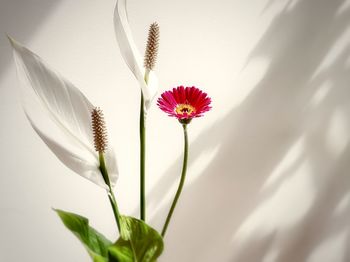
9,37,118,189
114,0,158,113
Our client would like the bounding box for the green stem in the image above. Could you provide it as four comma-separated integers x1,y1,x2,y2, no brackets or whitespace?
161,124,189,237
99,152,121,232
140,70,150,221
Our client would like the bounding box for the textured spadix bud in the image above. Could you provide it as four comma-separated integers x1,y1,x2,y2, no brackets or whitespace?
91,107,108,153
144,22,160,71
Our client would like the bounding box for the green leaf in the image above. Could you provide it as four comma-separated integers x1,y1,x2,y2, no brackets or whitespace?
108,216,164,262
54,209,112,262
108,242,133,262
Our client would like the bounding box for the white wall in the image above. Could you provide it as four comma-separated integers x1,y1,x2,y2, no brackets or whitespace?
1,0,350,261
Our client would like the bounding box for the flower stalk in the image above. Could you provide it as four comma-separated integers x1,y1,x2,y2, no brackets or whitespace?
92,107,121,232
161,123,189,237
99,152,121,232
140,22,159,221
139,69,150,222
140,83,146,221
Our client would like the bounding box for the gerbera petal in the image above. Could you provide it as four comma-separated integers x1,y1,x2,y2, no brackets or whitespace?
158,86,212,121
161,92,177,108
186,86,195,102
171,87,179,104
9,37,118,188
113,0,158,113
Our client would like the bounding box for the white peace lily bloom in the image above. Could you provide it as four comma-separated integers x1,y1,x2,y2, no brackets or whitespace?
114,0,158,113
9,37,118,189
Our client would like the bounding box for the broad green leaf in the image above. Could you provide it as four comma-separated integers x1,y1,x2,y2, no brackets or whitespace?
93,255,108,262
108,242,133,262
108,216,164,262
55,209,112,261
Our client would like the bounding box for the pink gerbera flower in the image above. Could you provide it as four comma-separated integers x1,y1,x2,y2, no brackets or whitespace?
157,86,212,124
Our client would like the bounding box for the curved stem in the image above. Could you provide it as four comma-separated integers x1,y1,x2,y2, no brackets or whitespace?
161,124,189,237
107,191,121,232
140,70,150,221
99,152,121,232
140,93,146,221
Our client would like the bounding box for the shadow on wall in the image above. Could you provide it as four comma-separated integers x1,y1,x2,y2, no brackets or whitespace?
149,0,350,261
0,0,61,82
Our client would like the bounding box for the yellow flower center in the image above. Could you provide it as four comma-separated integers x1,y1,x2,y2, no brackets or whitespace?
175,104,196,115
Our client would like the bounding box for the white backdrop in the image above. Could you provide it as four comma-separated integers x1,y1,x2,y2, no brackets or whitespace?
1,0,350,261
